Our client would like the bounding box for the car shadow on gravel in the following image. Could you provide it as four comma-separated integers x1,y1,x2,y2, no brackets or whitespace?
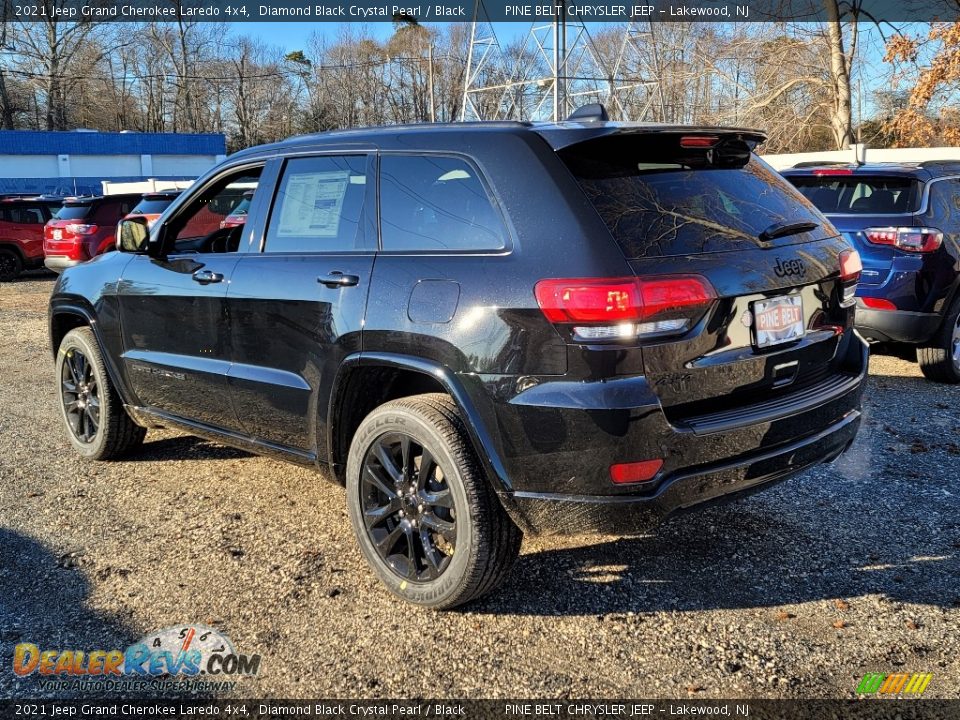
0,528,224,700
471,503,959,616
0,528,145,698
126,435,253,462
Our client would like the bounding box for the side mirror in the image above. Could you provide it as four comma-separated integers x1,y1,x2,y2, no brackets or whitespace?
116,217,150,253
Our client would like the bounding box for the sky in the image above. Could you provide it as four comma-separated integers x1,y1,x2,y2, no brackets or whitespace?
233,20,913,121
231,21,530,51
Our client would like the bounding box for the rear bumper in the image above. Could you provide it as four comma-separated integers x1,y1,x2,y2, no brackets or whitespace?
855,305,941,344
44,256,81,273
508,408,860,535
494,332,868,536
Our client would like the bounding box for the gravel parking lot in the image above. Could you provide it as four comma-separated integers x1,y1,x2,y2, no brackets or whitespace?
1,276,958,700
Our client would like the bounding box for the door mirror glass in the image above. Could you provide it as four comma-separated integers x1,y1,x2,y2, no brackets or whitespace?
117,217,150,253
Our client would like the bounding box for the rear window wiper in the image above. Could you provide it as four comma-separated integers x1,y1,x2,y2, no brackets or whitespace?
759,220,818,242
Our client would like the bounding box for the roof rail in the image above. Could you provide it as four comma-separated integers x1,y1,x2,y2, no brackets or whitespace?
917,159,960,168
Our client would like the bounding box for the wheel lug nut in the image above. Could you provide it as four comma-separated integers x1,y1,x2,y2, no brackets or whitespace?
418,505,424,512
399,510,405,517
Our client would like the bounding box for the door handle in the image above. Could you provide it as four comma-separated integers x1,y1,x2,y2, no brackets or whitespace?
318,271,360,288
192,269,224,285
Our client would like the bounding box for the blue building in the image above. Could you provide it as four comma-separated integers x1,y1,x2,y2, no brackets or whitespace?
0,130,227,196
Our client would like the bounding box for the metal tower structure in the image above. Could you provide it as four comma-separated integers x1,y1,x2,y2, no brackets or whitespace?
461,1,665,122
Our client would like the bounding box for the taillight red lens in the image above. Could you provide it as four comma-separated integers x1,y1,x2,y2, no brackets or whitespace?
534,276,716,341
535,278,643,323
839,249,862,282
863,227,942,253
862,297,897,311
610,459,663,484
639,277,716,318
812,168,854,176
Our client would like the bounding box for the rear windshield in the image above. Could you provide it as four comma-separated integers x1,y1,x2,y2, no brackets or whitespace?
787,175,921,214
560,135,826,258
54,204,92,220
131,198,174,215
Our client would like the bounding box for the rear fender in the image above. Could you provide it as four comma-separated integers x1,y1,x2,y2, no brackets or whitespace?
330,353,529,528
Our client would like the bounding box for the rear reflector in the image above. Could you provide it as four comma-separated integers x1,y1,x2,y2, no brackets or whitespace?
812,168,854,176
862,297,897,311
863,227,942,253
535,276,716,341
610,459,663,484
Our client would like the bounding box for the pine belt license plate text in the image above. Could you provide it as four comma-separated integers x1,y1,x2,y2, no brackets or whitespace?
752,294,804,348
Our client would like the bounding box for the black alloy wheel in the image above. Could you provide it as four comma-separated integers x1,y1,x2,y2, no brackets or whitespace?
360,432,458,582
61,347,100,443
55,327,146,460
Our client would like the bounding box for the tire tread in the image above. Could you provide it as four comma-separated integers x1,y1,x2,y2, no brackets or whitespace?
349,392,522,609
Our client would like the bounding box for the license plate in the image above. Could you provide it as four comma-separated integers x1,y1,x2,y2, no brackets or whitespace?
52,229,62,240
752,294,805,348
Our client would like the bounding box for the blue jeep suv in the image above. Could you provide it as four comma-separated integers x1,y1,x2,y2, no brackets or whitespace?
783,162,960,383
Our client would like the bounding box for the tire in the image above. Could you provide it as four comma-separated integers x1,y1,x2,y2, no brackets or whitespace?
345,393,522,609
56,327,146,460
918,297,960,384
0,249,22,282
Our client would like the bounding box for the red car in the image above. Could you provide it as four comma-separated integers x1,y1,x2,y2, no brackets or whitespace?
219,189,254,229
44,194,140,273
123,191,181,228
0,197,58,281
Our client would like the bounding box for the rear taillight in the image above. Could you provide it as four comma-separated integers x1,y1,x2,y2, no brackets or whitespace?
862,227,942,253
812,168,854,176
65,223,98,235
534,275,716,342
838,249,861,307
839,249,862,282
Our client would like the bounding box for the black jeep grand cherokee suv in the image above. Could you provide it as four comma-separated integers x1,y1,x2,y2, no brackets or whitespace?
49,117,868,608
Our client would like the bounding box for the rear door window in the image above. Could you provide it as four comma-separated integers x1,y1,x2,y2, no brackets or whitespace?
379,155,506,252
560,135,827,258
0,205,44,224
788,175,921,214
263,155,369,253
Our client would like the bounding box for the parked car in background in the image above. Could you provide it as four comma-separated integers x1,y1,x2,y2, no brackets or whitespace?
50,115,867,608
123,191,181,229
43,194,140,273
220,189,254,229
0,197,58,281
783,162,960,382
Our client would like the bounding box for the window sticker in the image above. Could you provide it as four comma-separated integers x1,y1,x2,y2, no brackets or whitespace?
277,171,351,238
